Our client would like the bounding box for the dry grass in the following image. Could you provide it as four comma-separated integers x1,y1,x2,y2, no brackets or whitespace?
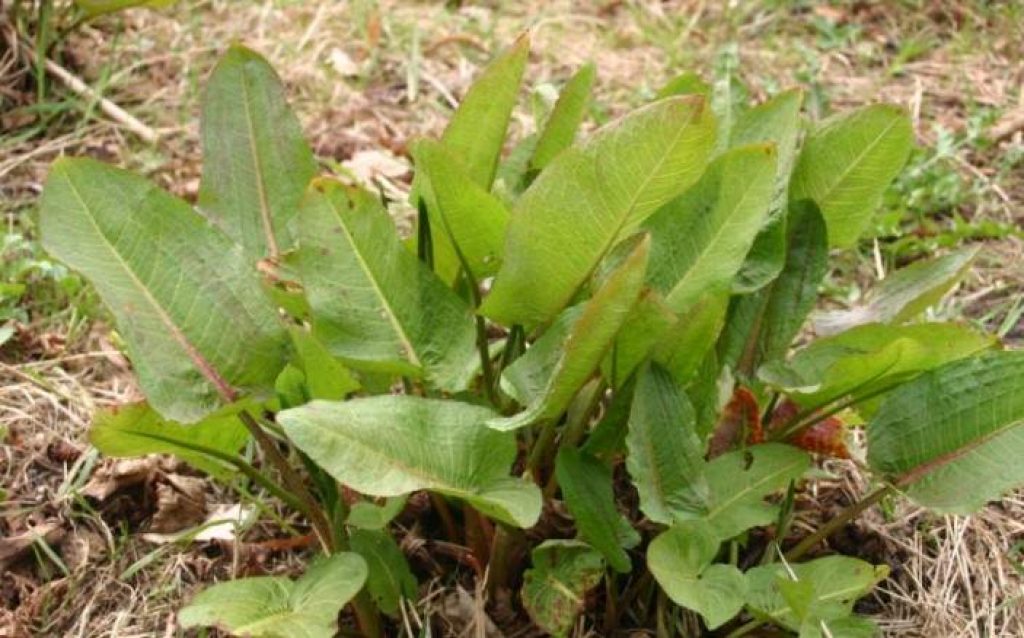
2,1,1023,636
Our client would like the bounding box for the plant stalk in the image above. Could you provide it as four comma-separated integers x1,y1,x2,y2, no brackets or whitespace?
785,485,894,561
238,411,335,552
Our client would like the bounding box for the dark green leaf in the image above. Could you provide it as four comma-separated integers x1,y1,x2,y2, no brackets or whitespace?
626,363,709,523
868,351,1024,514
199,46,318,262
295,180,477,391
349,529,417,615
39,158,288,422
556,447,638,573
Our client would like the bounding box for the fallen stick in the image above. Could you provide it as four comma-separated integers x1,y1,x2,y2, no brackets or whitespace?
38,52,160,144
5,26,160,145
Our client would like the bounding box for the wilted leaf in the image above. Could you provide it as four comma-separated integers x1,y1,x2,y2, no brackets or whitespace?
178,552,367,638
789,104,913,247
295,180,477,391
708,386,763,458
648,520,746,629
39,159,288,422
626,363,708,523
868,351,1024,514
522,540,605,638
813,247,979,335
556,447,639,573
199,45,317,262
280,397,541,527
481,96,715,326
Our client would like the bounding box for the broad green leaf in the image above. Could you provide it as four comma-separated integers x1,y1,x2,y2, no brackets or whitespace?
199,46,318,262
704,444,810,541
643,144,777,313
493,133,538,202
745,556,886,634
555,447,639,573
868,351,1024,514
39,158,287,423
413,140,510,279
581,375,637,461
522,540,605,638
346,496,408,531
349,529,417,615
529,63,596,171
441,36,529,189
729,89,804,292
481,96,715,326
790,105,913,247
279,397,541,527
813,247,979,336
178,552,367,638
648,520,746,629
759,322,996,411
490,235,650,431
295,180,477,391
601,290,677,389
90,401,250,479
289,327,360,400
626,363,709,524
654,291,730,384
74,0,174,17
720,200,829,377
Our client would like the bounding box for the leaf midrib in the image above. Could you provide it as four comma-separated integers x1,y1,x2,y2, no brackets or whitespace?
61,171,236,402
666,158,771,310
705,456,804,524
806,112,901,210
323,194,423,369
238,64,279,258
